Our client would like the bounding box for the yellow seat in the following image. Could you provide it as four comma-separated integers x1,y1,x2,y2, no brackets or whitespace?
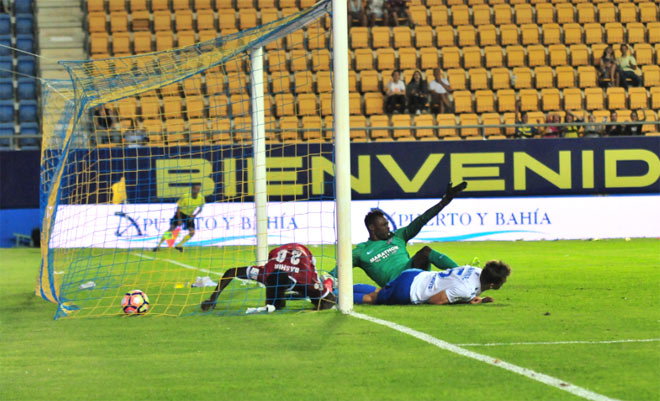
563,88,583,111
556,66,575,88
393,26,412,48
482,46,504,69
447,68,467,91
640,3,659,24
548,44,568,67
142,119,163,145
90,33,109,55
319,93,333,116
577,3,595,24
535,66,554,89
354,49,374,71
528,45,547,67
436,26,455,47
312,49,331,71
506,45,525,67
628,87,648,110
399,47,418,71
584,23,603,45
491,67,511,90
457,25,477,47
460,113,480,137
570,44,589,66
563,23,583,45
541,88,561,112
597,3,616,24
556,3,575,24
420,47,439,70
218,11,237,30
430,6,449,27
372,27,391,48
463,47,482,69
205,72,225,95
481,112,502,136
521,24,540,45
414,114,436,139
260,8,279,25
349,115,368,141
585,88,604,110
442,47,461,69
369,115,390,140
109,11,128,33
515,4,533,25
472,4,491,26
177,30,196,47
155,31,175,51
193,0,213,9
649,22,660,44
188,118,208,144
453,90,473,113
360,70,380,93
436,114,458,138
536,3,555,24
290,49,308,72
500,24,519,46
478,24,498,47
297,93,319,116
642,65,660,87
364,92,384,115
469,68,489,90
634,43,654,66
140,96,161,120
578,66,597,88
151,0,168,10
165,119,187,145
605,23,624,44
173,10,193,31
160,82,180,97
513,67,533,89
493,5,512,25
627,23,646,45
519,89,539,112
475,90,495,113
348,92,362,115
409,5,428,26
294,71,314,93
451,5,470,26
618,3,637,24
301,116,324,142
285,30,304,50
391,115,413,140
236,0,253,9
279,116,300,142
270,71,290,94
543,24,561,45
267,50,287,72
307,26,327,50
274,93,295,117
230,94,250,116
651,87,660,110
377,48,396,71
186,95,205,119
415,26,434,48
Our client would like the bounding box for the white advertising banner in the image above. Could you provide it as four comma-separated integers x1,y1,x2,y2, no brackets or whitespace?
50,195,660,248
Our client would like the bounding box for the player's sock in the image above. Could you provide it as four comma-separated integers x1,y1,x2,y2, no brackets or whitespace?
176,234,192,247
353,284,377,305
429,250,459,270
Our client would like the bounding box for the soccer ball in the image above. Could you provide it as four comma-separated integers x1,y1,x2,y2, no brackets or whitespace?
121,289,150,314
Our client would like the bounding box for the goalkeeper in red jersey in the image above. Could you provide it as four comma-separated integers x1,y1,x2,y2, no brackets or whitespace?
201,243,336,312
334,182,468,295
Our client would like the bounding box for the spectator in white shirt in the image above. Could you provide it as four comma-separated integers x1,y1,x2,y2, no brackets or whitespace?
384,70,407,114
429,68,452,114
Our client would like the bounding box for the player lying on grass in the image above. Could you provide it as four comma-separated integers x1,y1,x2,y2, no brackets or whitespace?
200,243,336,312
353,260,510,306
154,184,205,253
332,181,468,288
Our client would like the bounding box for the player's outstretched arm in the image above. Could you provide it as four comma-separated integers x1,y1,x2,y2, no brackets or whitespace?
400,181,468,241
201,267,249,311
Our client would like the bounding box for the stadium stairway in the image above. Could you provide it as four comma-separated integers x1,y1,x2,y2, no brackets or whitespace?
37,0,85,79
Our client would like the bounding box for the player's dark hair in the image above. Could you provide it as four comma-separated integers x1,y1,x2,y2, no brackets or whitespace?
481,260,511,287
364,209,385,229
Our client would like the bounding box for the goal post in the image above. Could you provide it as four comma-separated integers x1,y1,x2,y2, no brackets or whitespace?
36,0,354,318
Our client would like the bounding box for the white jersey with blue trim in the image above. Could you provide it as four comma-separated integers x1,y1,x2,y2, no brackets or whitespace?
409,266,482,304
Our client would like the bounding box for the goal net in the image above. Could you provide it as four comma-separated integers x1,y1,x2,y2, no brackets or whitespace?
37,0,342,318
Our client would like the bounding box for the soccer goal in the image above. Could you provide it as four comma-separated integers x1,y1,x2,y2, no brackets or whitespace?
37,0,353,319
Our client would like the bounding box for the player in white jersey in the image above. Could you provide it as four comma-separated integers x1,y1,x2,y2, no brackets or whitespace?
355,260,511,305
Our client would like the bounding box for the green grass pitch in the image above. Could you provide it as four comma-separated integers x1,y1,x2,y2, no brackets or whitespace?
1,239,659,401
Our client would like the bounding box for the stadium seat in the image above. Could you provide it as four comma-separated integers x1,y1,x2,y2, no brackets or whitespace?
460,113,480,137
528,45,547,67
515,4,533,25
618,3,637,24
349,28,368,49
391,114,412,140
294,71,313,93
349,71,358,92
491,68,511,90
0,122,13,147
442,47,461,69
0,35,10,57
436,114,457,138
208,95,228,117
556,66,575,89
563,23,583,46
0,57,11,78
420,47,438,70
15,34,35,54
430,6,449,27
354,49,373,71
109,11,128,33
541,88,561,112
90,32,109,54
640,3,659,24
17,78,36,100
377,48,396,71
642,65,660,87
634,43,654,65
87,0,104,12
307,26,327,50
480,112,502,136
367,115,389,141
472,4,491,26
364,92,384,115
452,5,470,26
415,26,434,48
300,116,324,142
316,71,333,93
393,27,412,48
584,23,603,44
87,12,106,33
642,110,658,134
312,49,331,71
585,87,604,110
556,3,575,24
413,114,435,139
240,9,258,30
475,90,495,113
18,100,38,123
290,49,309,71
484,46,503,68
319,93,332,116
597,3,616,24
521,24,540,45
457,25,477,47
273,93,295,117
15,14,34,35
570,44,590,66
463,47,482,69
519,89,539,112
628,87,649,110
399,47,418,71
436,26,455,47
372,27,391,48
453,90,473,113
133,32,153,53
563,88,583,111
548,44,568,67
605,23,624,44
18,122,39,149
478,24,498,47
296,93,318,116
117,98,138,119
650,22,660,44
0,80,11,100
156,32,175,51
493,5,512,26
513,67,532,89
278,116,298,142
577,3,596,24
0,100,13,123
627,23,646,45
447,68,466,91
535,66,554,89
536,3,555,25
205,72,225,95
409,6,428,26
218,11,237,30
469,68,489,91
506,45,525,67
165,119,186,145
578,66,597,88
349,115,368,141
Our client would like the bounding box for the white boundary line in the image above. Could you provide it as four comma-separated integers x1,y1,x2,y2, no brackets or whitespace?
458,339,660,347
350,311,623,401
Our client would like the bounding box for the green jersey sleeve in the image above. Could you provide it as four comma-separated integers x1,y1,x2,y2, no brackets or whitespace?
397,199,449,242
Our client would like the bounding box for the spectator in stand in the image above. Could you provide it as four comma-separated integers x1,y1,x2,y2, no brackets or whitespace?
514,99,536,139
429,68,452,114
348,0,367,28
384,70,407,114
366,0,386,26
93,104,120,144
562,112,582,138
605,110,625,136
385,0,411,27
541,114,561,138
598,46,618,88
406,70,428,115
583,114,604,137
617,44,642,89
625,110,644,136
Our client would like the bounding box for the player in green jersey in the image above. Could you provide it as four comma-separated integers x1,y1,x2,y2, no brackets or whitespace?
338,182,468,287
154,184,205,252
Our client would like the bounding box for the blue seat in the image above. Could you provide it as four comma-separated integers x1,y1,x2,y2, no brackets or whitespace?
0,57,11,78
17,78,35,100
0,100,13,123
15,0,34,14
16,56,35,76
19,122,40,149
18,100,37,123
16,34,35,54
0,79,12,99
0,35,10,57
15,14,34,35
0,14,11,35
0,122,14,147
